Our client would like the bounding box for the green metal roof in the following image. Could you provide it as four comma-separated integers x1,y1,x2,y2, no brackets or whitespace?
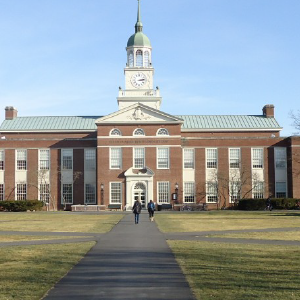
176,115,282,130
127,32,151,47
0,115,282,132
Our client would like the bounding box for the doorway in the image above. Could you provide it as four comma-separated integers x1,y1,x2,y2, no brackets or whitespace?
133,182,147,209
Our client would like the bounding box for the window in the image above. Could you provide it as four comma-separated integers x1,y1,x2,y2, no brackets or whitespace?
0,184,4,201
157,128,169,136
16,150,27,170
157,182,170,203
184,149,195,169
85,149,96,170
230,181,241,203
85,184,96,204
229,148,240,169
134,148,145,169
0,150,4,170
110,148,122,169
133,128,145,136
276,182,287,198
40,184,50,203
110,129,122,136
39,149,50,170
184,182,195,203
62,184,73,204
136,50,143,67
110,182,122,204
157,148,169,169
253,182,264,199
206,148,217,169
62,149,73,170
207,182,218,203
128,51,134,67
275,148,287,169
17,183,26,200
144,51,150,67
252,148,263,169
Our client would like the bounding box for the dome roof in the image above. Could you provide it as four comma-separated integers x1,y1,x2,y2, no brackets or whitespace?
127,31,151,48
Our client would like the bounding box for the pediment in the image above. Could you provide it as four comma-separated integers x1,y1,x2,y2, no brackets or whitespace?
125,167,155,177
95,103,183,124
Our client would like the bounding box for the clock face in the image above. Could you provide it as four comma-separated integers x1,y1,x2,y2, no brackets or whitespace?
131,72,147,88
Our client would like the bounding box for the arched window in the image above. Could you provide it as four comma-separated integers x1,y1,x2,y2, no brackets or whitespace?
128,52,134,67
157,128,169,136
144,51,149,67
133,128,145,136
110,129,122,136
136,50,143,67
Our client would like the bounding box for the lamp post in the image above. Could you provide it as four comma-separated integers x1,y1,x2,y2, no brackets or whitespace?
101,183,104,205
175,182,179,196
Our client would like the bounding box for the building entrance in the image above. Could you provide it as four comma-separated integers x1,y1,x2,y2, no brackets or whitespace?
133,182,147,209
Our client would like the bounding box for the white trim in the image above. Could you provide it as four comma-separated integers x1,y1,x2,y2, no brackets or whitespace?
228,148,240,169
98,145,181,148
61,149,73,171
133,147,145,169
0,130,96,133
251,148,264,169
109,182,122,205
156,147,170,169
181,128,282,132
206,148,218,170
61,183,73,205
97,135,181,139
157,181,170,204
183,148,195,169
110,147,122,170
38,149,50,171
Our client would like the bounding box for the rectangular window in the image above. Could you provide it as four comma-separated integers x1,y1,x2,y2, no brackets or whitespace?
62,149,73,170
85,149,96,170
110,182,122,204
16,149,27,170
253,181,264,199
0,184,4,201
207,182,218,203
110,148,122,169
85,184,96,204
17,183,26,200
184,182,195,203
40,184,50,203
62,184,73,204
0,150,4,170
206,148,217,169
134,148,145,169
39,149,50,170
157,148,169,169
275,148,287,169
157,182,170,203
252,148,263,169
230,181,241,203
276,182,287,198
229,148,240,169
184,149,195,169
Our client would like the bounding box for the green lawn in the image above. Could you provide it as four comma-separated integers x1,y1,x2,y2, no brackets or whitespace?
0,212,124,233
0,234,87,242
155,211,300,233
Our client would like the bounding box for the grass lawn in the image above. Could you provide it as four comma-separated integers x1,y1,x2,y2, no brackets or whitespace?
0,242,95,300
0,235,87,242
169,240,300,300
0,212,124,233
155,211,300,233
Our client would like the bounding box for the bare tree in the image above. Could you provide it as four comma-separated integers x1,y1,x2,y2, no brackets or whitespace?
290,110,300,134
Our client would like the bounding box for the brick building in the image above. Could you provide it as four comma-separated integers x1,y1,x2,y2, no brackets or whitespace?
0,1,299,210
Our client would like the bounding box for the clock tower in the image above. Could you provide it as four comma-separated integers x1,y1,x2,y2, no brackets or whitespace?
117,0,162,110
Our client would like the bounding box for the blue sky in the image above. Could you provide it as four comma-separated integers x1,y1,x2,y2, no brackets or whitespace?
0,0,299,136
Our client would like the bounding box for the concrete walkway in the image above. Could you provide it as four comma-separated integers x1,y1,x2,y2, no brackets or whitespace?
43,213,196,300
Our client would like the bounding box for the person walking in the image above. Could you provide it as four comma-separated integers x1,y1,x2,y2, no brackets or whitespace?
147,199,155,222
132,199,142,224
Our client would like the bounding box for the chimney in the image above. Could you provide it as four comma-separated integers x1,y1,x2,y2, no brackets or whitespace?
262,104,274,118
5,106,18,120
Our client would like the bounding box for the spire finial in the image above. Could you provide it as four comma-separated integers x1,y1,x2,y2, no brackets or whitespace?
135,0,143,33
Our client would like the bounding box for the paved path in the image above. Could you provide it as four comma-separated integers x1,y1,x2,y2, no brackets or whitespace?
43,213,196,300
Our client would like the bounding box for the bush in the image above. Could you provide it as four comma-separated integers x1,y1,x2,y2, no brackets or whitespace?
0,200,44,212
238,198,300,210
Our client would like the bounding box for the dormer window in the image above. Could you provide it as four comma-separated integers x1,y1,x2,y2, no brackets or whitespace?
144,51,149,67
110,129,122,136
133,128,145,136
128,52,134,67
136,50,143,67
157,128,169,136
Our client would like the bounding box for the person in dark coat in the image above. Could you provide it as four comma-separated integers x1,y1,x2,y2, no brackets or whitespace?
132,199,142,224
147,199,155,222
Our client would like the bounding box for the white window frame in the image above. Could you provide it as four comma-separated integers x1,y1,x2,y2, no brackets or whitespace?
110,182,122,204
16,183,26,200
110,148,122,169
0,183,4,201
85,183,96,204
144,51,150,67
61,183,73,204
184,182,195,203
136,49,143,67
133,148,145,169
16,149,27,170
275,182,287,198
229,148,240,169
39,183,50,203
252,148,263,169
157,148,169,169
85,149,96,171
274,147,287,169
0,150,4,170
62,149,73,170
110,128,122,136
39,149,50,170
184,148,195,169
206,148,218,169
157,182,170,204
133,128,145,136
128,51,134,67
229,181,241,203
157,128,169,136
253,181,264,199
206,181,218,203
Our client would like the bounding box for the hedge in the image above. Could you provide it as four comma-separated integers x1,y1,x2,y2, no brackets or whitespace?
238,198,300,210
0,200,44,212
